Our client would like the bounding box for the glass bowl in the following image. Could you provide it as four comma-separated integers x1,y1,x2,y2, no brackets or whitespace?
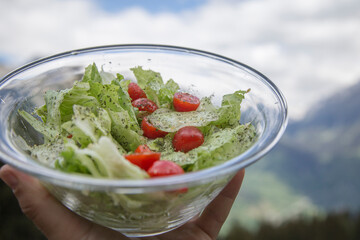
0,44,287,237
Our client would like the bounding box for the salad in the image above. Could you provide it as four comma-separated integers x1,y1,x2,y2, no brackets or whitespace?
19,63,256,180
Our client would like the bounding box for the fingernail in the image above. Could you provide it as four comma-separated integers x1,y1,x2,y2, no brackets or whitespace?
1,171,19,190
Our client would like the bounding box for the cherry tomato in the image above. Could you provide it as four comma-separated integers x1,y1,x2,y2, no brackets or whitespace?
132,98,158,113
173,92,200,112
125,152,161,170
135,144,152,153
128,82,147,100
147,160,184,177
173,126,204,153
141,117,168,139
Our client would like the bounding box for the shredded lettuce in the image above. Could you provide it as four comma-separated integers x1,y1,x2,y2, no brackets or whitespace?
61,105,113,147
16,63,258,229
19,63,255,180
57,137,148,179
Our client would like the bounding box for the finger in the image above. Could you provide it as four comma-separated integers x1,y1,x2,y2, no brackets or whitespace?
0,165,94,240
194,169,245,239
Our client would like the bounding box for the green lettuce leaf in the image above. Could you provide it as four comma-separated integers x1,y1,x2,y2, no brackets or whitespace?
20,80,101,142
61,105,126,152
35,104,47,123
82,63,102,83
19,88,68,142
61,120,92,147
32,81,100,126
68,105,111,142
197,96,217,112
146,133,174,153
85,73,139,132
56,141,92,175
213,89,250,127
59,81,100,122
131,66,179,108
108,110,144,151
88,81,124,112
161,124,256,170
43,90,67,134
191,124,256,170
18,110,58,140
30,137,65,166
114,75,139,131
158,79,180,109
99,69,116,84
146,108,219,132
57,137,148,179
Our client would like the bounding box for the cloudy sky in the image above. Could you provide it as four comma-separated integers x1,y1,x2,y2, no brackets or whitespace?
1,0,360,119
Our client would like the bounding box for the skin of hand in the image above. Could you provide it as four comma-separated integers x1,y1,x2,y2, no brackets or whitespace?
0,165,245,240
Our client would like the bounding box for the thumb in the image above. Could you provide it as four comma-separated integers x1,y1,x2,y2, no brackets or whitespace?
0,165,93,240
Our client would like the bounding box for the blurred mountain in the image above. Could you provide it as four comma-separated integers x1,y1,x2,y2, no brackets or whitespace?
289,80,360,130
263,80,360,211
221,80,360,236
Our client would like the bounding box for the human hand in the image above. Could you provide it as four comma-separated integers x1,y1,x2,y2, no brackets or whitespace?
0,164,244,240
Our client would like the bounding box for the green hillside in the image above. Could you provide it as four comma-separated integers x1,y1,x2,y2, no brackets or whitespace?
264,81,360,211
220,166,320,236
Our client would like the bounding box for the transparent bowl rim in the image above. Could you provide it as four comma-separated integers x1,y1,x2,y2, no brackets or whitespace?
0,44,288,190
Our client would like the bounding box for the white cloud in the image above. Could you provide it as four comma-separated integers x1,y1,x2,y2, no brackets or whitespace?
1,0,360,119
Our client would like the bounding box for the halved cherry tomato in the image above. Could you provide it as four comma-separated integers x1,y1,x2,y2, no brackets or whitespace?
128,82,147,100
141,117,168,139
173,92,200,112
135,144,152,153
125,152,161,170
173,126,204,153
147,160,184,177
132,98,158,113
